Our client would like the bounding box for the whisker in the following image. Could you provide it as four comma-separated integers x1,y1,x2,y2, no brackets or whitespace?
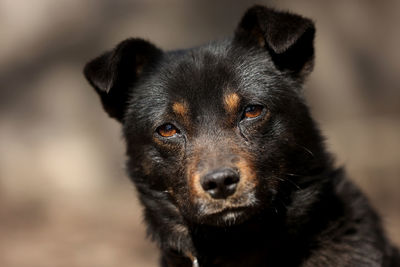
285,172,302,177
272,176,302,190
294,142,315,158
275,196,288,211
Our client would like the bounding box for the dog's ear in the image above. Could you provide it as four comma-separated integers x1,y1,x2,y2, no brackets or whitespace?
235,5,315,81
84,38,162,122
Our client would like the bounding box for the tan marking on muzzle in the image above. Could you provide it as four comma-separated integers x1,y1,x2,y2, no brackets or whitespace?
235,157,257,184
189,170,209,200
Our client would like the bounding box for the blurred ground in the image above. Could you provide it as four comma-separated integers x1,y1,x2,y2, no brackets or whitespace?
0,0,399,266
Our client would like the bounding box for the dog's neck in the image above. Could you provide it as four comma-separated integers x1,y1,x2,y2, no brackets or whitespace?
187,213,292,266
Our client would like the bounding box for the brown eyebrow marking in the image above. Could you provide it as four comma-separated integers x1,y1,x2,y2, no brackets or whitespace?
172,102,188,117
224,93,240,113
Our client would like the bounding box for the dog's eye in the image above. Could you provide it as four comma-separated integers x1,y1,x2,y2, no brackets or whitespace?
156,123,179,137
243,105,263,119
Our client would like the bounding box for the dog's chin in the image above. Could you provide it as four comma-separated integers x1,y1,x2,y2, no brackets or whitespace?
193,205,258,227
182,191,260,227
206,207,254,226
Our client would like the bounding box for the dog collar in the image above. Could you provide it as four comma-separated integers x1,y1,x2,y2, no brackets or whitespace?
192,257,199,267
185,251,199,267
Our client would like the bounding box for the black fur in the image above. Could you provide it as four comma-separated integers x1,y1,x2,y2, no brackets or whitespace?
84,5,400,267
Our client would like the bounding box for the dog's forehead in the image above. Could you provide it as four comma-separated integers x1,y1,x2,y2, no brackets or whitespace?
145,46,236,116
169,49,235,93
129,42,290,127
158,45,272,111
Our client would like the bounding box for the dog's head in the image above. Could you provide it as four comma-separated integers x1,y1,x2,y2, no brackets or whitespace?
84,6,329,227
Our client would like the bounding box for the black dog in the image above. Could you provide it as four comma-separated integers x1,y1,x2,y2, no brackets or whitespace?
84,5,400,267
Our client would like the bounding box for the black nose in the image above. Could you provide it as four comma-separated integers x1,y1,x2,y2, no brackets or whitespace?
200,168,240,199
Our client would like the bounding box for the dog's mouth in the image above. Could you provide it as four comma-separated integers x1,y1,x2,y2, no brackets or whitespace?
203,206,258,227
208,207,251,225
194,198,258,226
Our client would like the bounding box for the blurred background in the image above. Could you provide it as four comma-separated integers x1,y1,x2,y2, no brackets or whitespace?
0,0,399,266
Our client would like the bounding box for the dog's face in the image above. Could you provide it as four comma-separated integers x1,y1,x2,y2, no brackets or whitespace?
84,6,328,227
